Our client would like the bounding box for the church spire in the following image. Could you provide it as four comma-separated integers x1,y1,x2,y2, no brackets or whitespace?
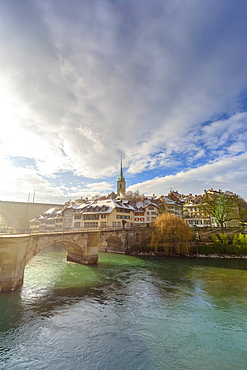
119,153,125,181
117,154,126,198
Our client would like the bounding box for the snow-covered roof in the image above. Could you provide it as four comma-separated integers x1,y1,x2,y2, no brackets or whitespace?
76,199,135,215
135,201,145,210
43,207,58,215
29,206,64,222
161,196,177,205
134,201,158,210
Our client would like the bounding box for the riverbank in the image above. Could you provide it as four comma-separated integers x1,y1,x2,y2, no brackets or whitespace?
127,251,247,259
127,228,247,259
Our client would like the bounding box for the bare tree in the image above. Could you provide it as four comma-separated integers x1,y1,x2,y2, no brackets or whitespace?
201,192,239,227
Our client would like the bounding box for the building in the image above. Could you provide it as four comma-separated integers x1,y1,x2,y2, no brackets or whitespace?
29,206,65,233
158,195,183,217
183,202,212,227
30,199,135,231
134,200,159,225
72,199,134,229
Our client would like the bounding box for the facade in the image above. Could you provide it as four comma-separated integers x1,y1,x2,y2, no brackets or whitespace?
158,195,183,217
29,206,65,233
72,199,134,229
183,202,212,227
30,200,135,232
134,200,159,225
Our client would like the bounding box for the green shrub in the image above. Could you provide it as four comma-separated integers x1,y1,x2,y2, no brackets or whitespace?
196,243,247,255
219,233,229,245
211,234,220,245
233,234,247,250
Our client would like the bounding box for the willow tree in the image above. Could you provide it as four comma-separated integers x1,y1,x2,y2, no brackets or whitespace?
157,200,168,215
151,213,191,254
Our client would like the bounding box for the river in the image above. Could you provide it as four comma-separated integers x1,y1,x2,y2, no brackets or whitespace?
1,247,247,369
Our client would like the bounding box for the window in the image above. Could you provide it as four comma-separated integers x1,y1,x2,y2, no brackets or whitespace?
112,222,121,227
74,215,81,219
100,222,107,228
101,214,107,218
74,222,81,228
116,215,130,219
117,208,130,213
84,222,98,228
83,214,99,220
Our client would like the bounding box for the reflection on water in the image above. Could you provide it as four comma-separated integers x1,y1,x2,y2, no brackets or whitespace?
1,247,247,369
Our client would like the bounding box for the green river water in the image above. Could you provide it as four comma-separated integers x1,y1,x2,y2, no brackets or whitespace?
0,247,247,369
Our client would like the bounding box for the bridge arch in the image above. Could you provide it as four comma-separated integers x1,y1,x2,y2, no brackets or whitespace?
100,229,136,253
25,239,85,267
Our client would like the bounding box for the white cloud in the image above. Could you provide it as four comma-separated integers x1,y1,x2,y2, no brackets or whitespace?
0,0,247,201
128,153,247,199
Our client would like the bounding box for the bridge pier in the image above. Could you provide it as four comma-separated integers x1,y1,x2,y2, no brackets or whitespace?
0,236,29,291
66,233,99,265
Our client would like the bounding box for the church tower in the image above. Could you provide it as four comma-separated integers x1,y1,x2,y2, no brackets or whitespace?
117,155,126,199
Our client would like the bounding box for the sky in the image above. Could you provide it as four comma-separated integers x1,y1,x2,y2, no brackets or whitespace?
0,0,247,204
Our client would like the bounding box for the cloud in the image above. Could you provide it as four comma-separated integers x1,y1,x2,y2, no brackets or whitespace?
128,152,247,199
0,0,247,201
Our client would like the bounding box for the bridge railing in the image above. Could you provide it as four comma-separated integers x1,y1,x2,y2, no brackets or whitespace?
0,225,137,236
0,228,31,236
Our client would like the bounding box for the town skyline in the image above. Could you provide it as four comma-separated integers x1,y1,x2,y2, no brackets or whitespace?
1,0,247,203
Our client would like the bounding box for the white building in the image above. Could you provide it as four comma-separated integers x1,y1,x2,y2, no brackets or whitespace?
134,200,159,225
29,206,64,232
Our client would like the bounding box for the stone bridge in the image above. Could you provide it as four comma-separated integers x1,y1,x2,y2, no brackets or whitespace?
0,227,145,292
0,230,100,292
